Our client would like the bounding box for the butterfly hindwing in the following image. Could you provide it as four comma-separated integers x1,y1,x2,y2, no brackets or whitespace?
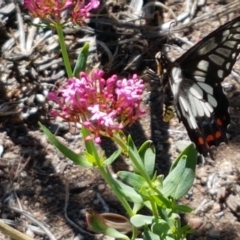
162,16,240,157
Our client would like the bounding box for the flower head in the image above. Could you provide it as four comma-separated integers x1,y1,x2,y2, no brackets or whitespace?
48,70,145,142
71,0,100,25
24,0,73,20
24,0,99,25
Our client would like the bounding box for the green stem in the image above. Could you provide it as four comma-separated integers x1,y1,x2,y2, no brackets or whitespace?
81,128,138,239
99,165,133,216
149,198,159,221
99,167,139,240
55,22,73,78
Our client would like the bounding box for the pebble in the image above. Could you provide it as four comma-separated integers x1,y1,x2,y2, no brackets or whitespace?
73,234,84,240
218,160,233,175
214,211,224,218
208,229,221,238
98,183,105,191
175,140,191,152
226,194,240,215
34,202,40,208
79,208,86,216
204,222,214,230
212,203,221,213
35,94,46,103
187,217,203,229
25,228,35,238
0,145,4,157
35,185,42,195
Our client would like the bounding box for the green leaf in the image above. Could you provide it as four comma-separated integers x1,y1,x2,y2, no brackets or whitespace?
118,171,146,191
138,142,156,178
130,215,153,227
84,151,96,164
151,194,171,208
133,202,144,213
112,178,143,202
170,143,197,172
106,149,121,165
127,135,145,173
73,43,89,76
104,227,130,240
39,123,92,167
162,144,197,199
143,228,160,240
152,222,174,240
173,204,193,213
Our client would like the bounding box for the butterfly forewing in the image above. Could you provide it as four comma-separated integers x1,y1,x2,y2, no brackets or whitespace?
165,16,240,157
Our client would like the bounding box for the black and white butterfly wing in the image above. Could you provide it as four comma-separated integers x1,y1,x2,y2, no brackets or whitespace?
167,16,240,157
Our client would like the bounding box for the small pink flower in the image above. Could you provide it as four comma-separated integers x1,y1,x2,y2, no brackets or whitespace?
24,0,99,25
71,0,100,25
48,71,145,143
24,0,74,20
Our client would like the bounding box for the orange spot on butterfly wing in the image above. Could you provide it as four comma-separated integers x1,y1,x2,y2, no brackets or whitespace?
206,134,214,143
197,136,204,145
215,131,222,139
216,118,223,126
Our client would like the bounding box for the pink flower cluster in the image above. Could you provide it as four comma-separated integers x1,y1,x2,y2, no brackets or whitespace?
24,0,99,25
48,70,145,142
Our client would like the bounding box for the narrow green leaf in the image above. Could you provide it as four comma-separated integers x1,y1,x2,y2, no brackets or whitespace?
173,204,193,213
127,135,145,172
73,43,89,76
39,123,92,167
112,178,143,202
138,140,152,153
118,171,146,191
138,141,156,178
106,149,121,165
151,194,171,208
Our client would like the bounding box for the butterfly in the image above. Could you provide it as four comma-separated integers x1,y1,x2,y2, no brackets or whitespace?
157,16,240,158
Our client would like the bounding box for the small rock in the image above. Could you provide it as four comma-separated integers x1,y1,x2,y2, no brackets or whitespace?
222,82,234,93
208,229,221,238
218,160,233,175
175,140,191,153
187,217,203,229
196,167,209,179
98,184,105,191
212,203,221,213
226,194,240,215
73,234,84,240
35,185,42,196
25,228,35,238
214,211,224,218
0,145,4,158
35,94,46,103
204,222,214,230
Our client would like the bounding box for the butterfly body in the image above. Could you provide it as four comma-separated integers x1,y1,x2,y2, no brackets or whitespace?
158,16,240,157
